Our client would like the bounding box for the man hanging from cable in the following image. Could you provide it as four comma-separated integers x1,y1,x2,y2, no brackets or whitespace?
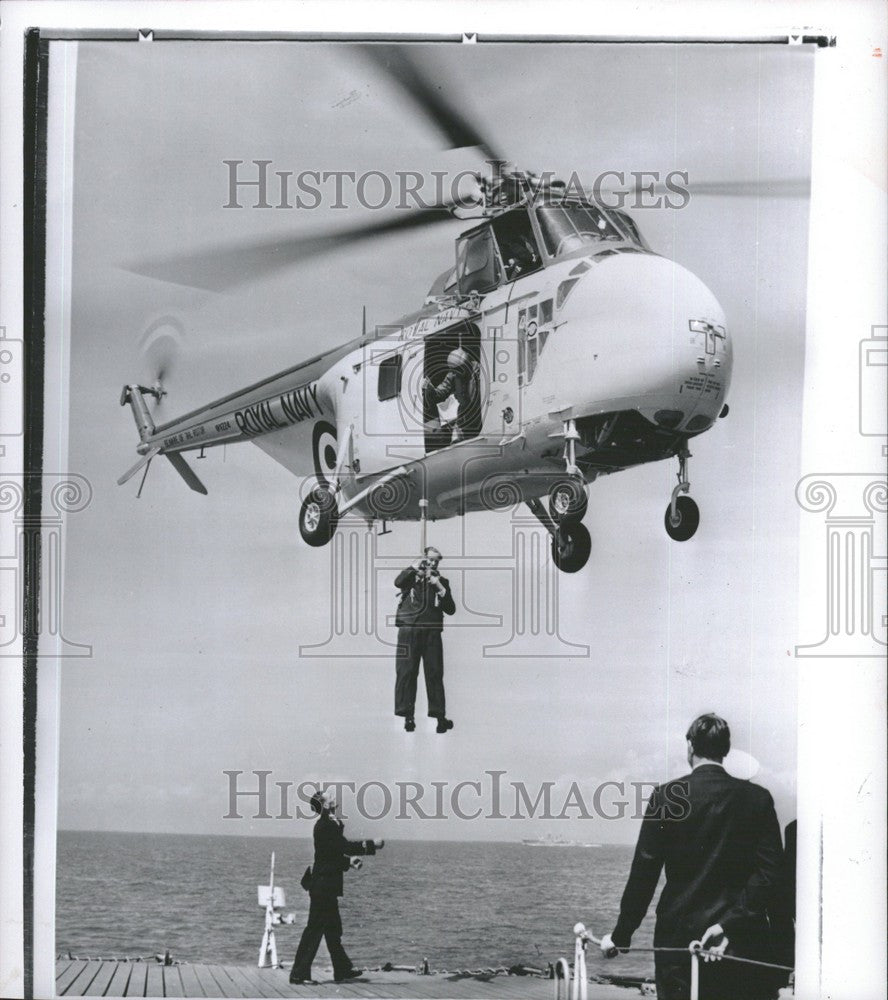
393,545,456,733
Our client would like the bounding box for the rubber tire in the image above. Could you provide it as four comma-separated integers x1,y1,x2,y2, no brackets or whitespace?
664,495,700,542
548,478,589,524
551,521,592,573
299,487,339,547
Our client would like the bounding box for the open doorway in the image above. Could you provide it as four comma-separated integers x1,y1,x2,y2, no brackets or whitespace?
423,322,484,453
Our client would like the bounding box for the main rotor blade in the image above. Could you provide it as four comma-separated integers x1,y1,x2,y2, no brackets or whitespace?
680,177,811,198
357,45,503,162
124,205,458,292
592,176,811,204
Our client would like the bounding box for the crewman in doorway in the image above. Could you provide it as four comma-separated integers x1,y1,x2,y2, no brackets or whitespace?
422,348,482,442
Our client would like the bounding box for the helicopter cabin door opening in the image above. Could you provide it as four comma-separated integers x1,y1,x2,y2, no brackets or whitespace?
422,322,485,454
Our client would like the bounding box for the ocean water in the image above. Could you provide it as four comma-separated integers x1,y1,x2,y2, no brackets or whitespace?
56,831,658,978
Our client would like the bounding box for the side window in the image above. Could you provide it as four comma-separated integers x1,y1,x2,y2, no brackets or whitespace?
377,354,402,401
456,228,501,295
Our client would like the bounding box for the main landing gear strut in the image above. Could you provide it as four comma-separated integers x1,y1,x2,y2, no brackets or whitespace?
664,447,699,541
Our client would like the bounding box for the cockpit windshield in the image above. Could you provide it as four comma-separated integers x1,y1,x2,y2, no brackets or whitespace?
536,203,639,257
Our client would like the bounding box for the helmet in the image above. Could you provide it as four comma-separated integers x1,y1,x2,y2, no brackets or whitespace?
447,347,470,371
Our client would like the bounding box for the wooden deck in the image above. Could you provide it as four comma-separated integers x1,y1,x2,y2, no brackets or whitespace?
55,960,640,999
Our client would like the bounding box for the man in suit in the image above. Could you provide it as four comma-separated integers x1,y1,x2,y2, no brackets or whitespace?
289,789,384,985
600,714,784,1000
394,546,456,733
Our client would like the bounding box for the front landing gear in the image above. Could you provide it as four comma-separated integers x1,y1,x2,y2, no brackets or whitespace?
549,478,588,524
299,485,339,547
664,448,699,542
552,521,592,573
526,497,592,573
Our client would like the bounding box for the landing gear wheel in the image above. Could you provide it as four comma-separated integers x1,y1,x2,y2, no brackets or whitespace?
299,486,339,547
551,521,591,573
664,495,699,542
549,478,588,524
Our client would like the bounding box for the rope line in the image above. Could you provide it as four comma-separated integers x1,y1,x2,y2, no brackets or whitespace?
577,928,793,973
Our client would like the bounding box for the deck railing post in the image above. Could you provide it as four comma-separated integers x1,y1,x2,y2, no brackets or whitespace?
554,958,570,1000
689,947,700,1000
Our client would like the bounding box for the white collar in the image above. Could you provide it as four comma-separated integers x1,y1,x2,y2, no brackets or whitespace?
692,760,725,771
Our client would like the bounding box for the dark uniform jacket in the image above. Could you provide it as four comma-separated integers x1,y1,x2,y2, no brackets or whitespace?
612,764,783,955
425,363,482,436
308,811,376,898
394,567,456,630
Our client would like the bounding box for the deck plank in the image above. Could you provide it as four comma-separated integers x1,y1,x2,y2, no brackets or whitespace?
248,966,296,998
59,961,636,1000
79,962,111,997
104,961,135,998
145,965,165,997
144,965,164,997
86,960,123,997
56,959,93,996
162,966,186,997
330,977,401,999
207,963,249,998
218,965,255,997
56,960,75,984
126,962,149,998
176,965,206,998
191,964,229,998
223,965,287,999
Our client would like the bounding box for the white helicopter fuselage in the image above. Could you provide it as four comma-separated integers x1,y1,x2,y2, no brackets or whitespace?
241,246,731,522
121,237,731,554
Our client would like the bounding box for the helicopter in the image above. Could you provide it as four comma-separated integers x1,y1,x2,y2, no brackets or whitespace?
118,47,733,575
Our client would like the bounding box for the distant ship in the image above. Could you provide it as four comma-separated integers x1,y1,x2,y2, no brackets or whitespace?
521,834,601,847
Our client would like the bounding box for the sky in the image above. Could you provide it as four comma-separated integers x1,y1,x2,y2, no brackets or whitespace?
56,40,814,845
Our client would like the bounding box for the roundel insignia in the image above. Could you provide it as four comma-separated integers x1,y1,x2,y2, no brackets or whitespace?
312,420,338,487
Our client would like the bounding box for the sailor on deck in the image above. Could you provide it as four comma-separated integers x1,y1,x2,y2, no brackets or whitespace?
289,790,384,986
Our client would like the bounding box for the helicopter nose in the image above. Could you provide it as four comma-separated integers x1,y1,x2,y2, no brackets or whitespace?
546,252,732,433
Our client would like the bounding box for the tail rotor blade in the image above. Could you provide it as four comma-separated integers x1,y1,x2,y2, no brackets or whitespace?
136,456,155,499
118,446,161,487
166,452,208,495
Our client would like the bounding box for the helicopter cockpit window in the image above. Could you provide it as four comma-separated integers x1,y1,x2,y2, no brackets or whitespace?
456,227,501,295
490,210,542,281
536,203,631,258
609,209,646,248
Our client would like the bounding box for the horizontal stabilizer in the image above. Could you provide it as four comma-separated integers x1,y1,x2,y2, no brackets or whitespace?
117,447,161,486
166,451,208,495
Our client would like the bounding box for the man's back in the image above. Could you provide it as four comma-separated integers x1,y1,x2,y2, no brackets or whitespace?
614,764,783,953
